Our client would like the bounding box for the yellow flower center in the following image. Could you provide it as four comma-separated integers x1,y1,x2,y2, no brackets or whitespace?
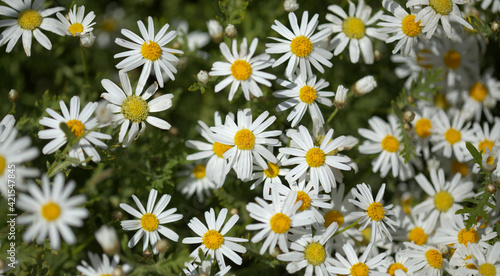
387,263,408,276
306,147,326,167
270,213,291,234
401,14,421,37
415,118,432,138
433,94,449,109
121,95,149,123
304,242,326,266
140,213,159,232
350,262,369,276
230,60,253,80
101,274,112,276
469,82,488,102
66,119,85,138
429,0,453,15
342,17,365,39
299,85,317,104
192,164,206,179
381,135,400,152
457,228,479,245
141,41,162,61
445,128,461,144
434,191,454,212
408,227,428,245
213,142,232,158
0,155,6,175
417,49,433,69
401,197,413,214
361,227,371,244
464,255,477,269
478,140,495,154
425,249,443,269
451,160,469,176
202,229,224,250
264,162,280,178
367,202,385,221
295,191,312,211
234,129,255,150
478,263,497,276
443,50,461,70
69,23,84,36
18,9,43,30
290,35,313,58
41,202,61,221
324,210,344,228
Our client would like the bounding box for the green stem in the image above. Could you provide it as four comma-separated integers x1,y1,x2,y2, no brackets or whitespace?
325,107,339,125
334,219,359,236
81,47,90,89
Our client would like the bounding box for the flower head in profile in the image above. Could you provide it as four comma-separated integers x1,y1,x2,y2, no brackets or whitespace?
56,5,95,37
77,252,131,276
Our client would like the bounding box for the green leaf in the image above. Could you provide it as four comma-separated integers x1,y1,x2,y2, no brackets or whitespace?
466,141,482,165
219,0,249,25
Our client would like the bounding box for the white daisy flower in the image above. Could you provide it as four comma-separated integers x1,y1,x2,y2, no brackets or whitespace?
101,71,173,147
183,260,231,276
400,242,448,275
394,211,435,246
412,168,474,228
210,108,282,181
327,243,387,276
412,106,437,160
378,0,422,56
481,0,500,12
266,11,333,79
379,253,411,276
455,242,500,275
249,150,289,199
119,188,183,254
431,110,474,162
245,190,315,254
273,74,335,127
433,219,497,249
358,115,414,181
56,5,95,37
0,0,65,56
462,71,500,123
321,0,387,64
0,114,16,142
406,0,473,39
114,16,183,91
77,252,131,276
209,38,276,101
349,183,398,243
178,162,217,203
279,125,354,193
95,225,120,256
277,222,338,276
17,173,89,250
38,96,111,165
472,120,500,162
182,208,248,269
449,244,476,271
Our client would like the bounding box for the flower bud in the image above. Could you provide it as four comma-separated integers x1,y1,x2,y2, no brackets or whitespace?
95,225,120,255
225,24,237,38
113,267,125,276
491,21,499,32
197,70,209,84
334,85,348,109
403,122,412,131
207,19,223,43
155,238,169,253
283,0,299,12
80,31,96,49
8,89,19,102
352,76,377,96
486,183,497,194
142,249,153,259
407,95,415,104
112,210,124,222
230,208,239,215
0,259,6,270
403,110,415,123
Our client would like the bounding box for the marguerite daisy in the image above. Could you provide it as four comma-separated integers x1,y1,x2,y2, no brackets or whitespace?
400,242,448,275
209,37,276,101
431,110,473,162
178,162,217,202
101,71,173,147
455,242,500,276
77,252,131,276
327,243,387,276
249,149,289,199
120,188,183,254
0,114,16,142
462,72,500,123
433,219,497,249
56,5,95,37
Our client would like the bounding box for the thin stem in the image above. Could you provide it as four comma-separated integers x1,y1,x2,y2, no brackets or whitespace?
326,107,339,125
81,47,90,89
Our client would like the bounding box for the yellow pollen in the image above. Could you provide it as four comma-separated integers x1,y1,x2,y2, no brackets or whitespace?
304,242,326,266
141,41,162,61
69,23,84,36
367,202,385,221
469,82,488,102
66,119,85,137
18,9,43,30
192,164,206,179
417,49,433,69
324,210,344,228
451,160,469,176
342,17,366,39
464,255,477,269
429,0,453,15
270,213,291,234
478,139,495,153
425,249,443,269
434,93,449,109
295,191,312,211
230,59,253,80
264,162,280,178
350,262,369,276
381,135,400,152
457,228,479,245
408,227,428,245
234,129,255,150
434,191,454,212
478,263,496,276
401,14,421,37
0,155,6,175
306,147,326,167
415,118,432,138
486,156,495,166
443,50,461,69
202,229,224,250
290,35,313,58
213,142,232,158
299,85,317,104
100,274,112,276
121,95,149,123
140,213,159,231
445,128,461,144
387,263,408,276
41,202,61,221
